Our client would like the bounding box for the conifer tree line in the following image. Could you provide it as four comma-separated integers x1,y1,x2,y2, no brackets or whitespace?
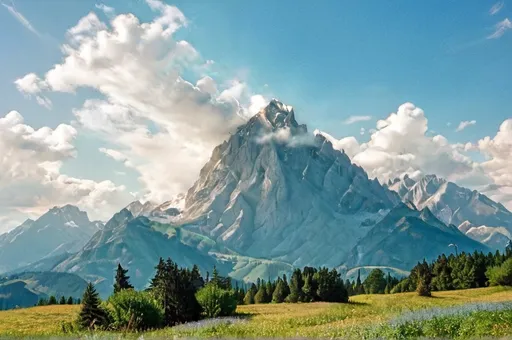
391,247,512,296
36,295,79,306
75,260,349,331
240,267,349,304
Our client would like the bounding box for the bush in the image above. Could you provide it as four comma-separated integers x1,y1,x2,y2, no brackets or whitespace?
195,283,237,318
105,290,163,331
486,258,512,286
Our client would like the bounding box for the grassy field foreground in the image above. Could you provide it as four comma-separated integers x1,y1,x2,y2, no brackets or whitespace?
0,286,511,338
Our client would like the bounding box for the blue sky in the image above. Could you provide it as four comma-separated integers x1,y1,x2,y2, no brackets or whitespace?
0,0,511,230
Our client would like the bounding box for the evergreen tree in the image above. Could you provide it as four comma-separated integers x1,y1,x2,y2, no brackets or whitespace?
48,296,57,305
272,279,287,303
364,269,387,294
78,282,107,330
416,260,432,297
302,275,314,302
244,283,257,304
191,264,205,290
59,296,66,305
432,254,452,291
254,280,270,303
287,268,304,302
282,274,290,297
149,257,202,326
354,269,364,295
113,263,133,294
67,296,73,305
266,279,274,299
37,298,47,306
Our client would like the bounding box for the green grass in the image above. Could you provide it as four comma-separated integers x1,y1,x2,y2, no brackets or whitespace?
1,286,511,338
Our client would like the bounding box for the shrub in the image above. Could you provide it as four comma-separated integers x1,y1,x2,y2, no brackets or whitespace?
486,258,512,286
105,289,163,331
195,283,237,318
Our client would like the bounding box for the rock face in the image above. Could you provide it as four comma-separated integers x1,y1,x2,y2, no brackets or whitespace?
0,205,102,273
387,174,512,248
180,99,400,268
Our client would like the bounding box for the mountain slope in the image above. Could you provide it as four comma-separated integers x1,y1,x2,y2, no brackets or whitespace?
0,206,102,273
51,209,224,297
387,174,512,248
179,99,398,268
0,272,86,310
344,203,490,270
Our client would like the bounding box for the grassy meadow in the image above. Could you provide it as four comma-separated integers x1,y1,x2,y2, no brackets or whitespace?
1,286,511,338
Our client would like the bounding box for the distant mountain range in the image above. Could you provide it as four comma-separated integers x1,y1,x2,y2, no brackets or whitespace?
1,100,509,301
0,205,102,273
386,174,512,248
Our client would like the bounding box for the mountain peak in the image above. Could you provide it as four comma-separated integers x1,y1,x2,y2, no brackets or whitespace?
258,99,300,129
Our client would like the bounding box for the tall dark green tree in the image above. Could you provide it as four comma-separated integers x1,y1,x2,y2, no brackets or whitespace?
272,279,287,303
243,283,257,305
113,263,134,294
78,282,107,330
416,260,432,297
287,268,304,302
254,280,270,303
364,269,387,294
48,296,57,305
66,296,74,305
149,257,202,326
354,269,365,295
59,296,66,305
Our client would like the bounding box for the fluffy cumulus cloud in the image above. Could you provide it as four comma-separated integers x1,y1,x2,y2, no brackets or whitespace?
0,110,130,233
318,103,512,210
14,0,266,207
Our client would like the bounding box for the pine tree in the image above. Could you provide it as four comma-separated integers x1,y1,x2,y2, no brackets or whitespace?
254,280,269,303
67,296,73,305
113,263,134,294
48,296,57,305
302,275,314,302
287,269,304,302
37,298,47,306
59,296,66,305
354,269,364,295
272,279,287,303
266,280,274,299
416,260,432,297
243,284,256,304
282,274,290,297
78,282,107,330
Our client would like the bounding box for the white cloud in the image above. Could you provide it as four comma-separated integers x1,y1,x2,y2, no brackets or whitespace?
15,0,264,204
456,120,476,132
0,110,131,232
342,115,372,125
360,127,365,135
488,18,512,39
14,73,52,109
317,103,512,210
2,3,40,36
95,3,115,16
490,2,504,15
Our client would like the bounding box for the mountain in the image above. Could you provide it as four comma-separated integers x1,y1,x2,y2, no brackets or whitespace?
0,205,103,273
0,272,86,310
343,202,490,270
179,99,399,268
387,174,512,248
50,209,224,297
